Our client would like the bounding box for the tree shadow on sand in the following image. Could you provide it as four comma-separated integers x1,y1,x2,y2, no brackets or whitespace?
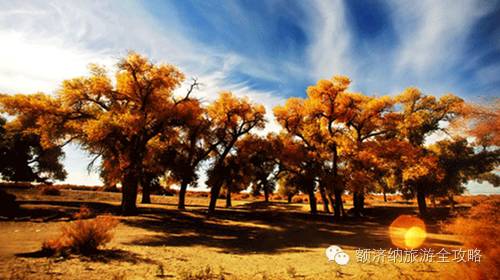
16,248,159,265
121,202,462,254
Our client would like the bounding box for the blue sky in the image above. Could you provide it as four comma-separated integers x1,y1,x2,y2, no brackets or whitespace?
0,0,498,194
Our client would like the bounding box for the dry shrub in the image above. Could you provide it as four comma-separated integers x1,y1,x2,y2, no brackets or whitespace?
100,184,120,192
291,196,304,203
152,185,177,196
365,194,376,201
271,194,282,200
251,193,263,199
42,215,119,256
439,197,455,206
240,193,250,199
72,205,94,219
189,191,209,198
286,266,297,278
179,265,225,280
40,185,61,196
448,195,489,206
442,197,499,280
57,184,101,191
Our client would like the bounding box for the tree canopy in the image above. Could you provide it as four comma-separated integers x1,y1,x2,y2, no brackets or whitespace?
0,53,498,217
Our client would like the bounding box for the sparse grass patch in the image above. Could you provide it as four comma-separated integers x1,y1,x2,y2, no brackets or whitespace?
286,266,297,278
110,271,127,280
179,265,225,280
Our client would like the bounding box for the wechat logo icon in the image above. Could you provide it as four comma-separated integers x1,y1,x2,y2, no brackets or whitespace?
325,245,350,265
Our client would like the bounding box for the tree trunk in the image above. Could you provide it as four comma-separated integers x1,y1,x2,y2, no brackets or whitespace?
360,193,365,210
319,185,330,213
333,189,343,218
352,191,365,217
141,175,151,204
287,194,292,203
226,187,232,208
353,192,359,216
383,190,387,202
121,171,139,215
331,144,343,218
448,194,455,211
307,188,317,215
264,187,269,202
416,189,427,217
327,192,335,214
208,182,222,214
341,196,346,216
141,184,151,204
207,147,233,215
178,180,188,210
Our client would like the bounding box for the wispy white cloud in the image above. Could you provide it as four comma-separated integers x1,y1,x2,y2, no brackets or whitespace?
0,30,114,93
390,0,489,78
305,0,354,80
0,0,215,94
302,0,495,97
0,0,287,185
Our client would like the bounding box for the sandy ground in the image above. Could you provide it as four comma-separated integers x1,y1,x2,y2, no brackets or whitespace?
0,188,463,279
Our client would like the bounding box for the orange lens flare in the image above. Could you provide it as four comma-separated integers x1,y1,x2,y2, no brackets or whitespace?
389,215,427,249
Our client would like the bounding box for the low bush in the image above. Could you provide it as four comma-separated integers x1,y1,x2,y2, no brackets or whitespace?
271,194,282,200
100,184,120,192
162,186,178,196
198,192,210,197
72,205,95,219
439,198,455,206
188,191,210,198
291,196,303,203
57,184,101,191
42,215,119,256
40,186,61,196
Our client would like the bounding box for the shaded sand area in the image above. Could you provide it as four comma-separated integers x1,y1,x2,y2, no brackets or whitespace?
0,188,463,279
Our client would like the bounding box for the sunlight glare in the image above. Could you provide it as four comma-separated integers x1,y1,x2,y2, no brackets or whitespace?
389,215,427,249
